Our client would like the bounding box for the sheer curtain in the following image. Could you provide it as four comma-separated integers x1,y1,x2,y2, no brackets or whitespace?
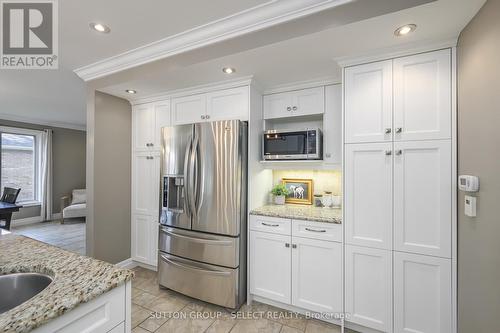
40,129,52,221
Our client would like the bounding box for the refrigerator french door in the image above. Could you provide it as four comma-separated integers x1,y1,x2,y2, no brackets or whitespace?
158,120,247,309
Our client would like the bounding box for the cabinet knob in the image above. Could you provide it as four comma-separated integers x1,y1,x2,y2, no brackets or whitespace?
146,143,150,147
150,143,154,147
385,150,392,156
385,128,392,134
285,243,290,248
206,115,210,119
395,127,403,133
325,153,332,158
286,106,292,111
292,244,297,249
292,106,297,111
395,149,402,155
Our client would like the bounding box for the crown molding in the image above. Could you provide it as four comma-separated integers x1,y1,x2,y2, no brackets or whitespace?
0,113,86,131
263,76,341,95
129,75,255,105
334,37,458,68
74,0,354,81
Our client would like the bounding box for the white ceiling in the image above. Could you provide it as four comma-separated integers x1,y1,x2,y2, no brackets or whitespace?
99,0,486,99
0,0,486,129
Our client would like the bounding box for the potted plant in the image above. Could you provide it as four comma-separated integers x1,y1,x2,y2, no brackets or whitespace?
271,184,289,205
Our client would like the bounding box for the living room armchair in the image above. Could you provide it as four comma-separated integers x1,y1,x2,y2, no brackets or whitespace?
60,189,87,223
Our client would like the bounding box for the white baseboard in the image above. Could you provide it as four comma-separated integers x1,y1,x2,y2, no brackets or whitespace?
114,258,157,271
11,216,43,227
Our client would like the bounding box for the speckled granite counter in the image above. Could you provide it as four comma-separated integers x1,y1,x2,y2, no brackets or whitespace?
250,204,342,224
0,233,134,333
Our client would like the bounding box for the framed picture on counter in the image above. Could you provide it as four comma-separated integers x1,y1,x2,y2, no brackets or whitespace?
282,178,313,205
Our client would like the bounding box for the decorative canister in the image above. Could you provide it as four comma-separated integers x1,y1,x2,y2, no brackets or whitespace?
322,191,334,208
313,194,323,207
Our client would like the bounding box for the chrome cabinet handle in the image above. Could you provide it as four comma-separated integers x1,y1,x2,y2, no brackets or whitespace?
292,244,297,249
385,150,392,156
385,128,392,134
395,149,402,155
201,115,206,119
262,222,279,227
285,243,290,248
305,228,326,233
395,127,402,133
286,106,292,111
292,106,297,111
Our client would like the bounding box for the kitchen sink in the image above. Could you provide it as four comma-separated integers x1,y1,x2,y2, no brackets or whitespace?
0,273,53,314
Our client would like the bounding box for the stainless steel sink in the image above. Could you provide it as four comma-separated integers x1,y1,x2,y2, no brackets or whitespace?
0,273,53,314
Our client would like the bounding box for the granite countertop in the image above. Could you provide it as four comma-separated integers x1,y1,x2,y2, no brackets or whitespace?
250,204,342,224
0,233,134,333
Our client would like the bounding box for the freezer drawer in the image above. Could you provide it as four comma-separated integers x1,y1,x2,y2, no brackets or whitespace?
159,226,239,268
158,252,242,309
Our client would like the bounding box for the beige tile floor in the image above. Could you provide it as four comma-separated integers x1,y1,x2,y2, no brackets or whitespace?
131,267,358,333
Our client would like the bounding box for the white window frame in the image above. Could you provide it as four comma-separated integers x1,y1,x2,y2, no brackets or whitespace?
0,126,44,206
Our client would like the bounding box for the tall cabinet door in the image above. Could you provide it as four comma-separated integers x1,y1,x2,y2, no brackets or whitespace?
291,237,342,314
394,252,452,333
345,245,392,333
206,86,249,121
345,143,393,249
249,231,291,304
393,140,451,258
345,60,393,143
393,49,452,141
132,152,160,215
133,104,155,151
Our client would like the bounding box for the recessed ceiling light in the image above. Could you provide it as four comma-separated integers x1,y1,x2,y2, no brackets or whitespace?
222,67,236,74
125,89,137,94
90,22,111,33
394,24,416,36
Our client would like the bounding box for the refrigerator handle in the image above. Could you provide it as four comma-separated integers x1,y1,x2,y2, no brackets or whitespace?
183,136,193,218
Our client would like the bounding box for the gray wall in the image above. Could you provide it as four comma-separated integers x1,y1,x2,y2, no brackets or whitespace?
90,91,131,264
457,0,500,331
0,119,86,219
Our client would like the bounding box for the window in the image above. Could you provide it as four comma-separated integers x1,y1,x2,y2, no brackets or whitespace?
0,127,43,204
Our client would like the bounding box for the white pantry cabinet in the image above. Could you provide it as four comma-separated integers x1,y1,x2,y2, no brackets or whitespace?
131,152,160,216
249,230,292,304
323,84,342,164
132,103,156,151
263,87,324,119
291,236,342,314
393,49,451,141
345,245,392,333
344,143,393,250
344,60,393,143
172,86,249,125
132,213,158,266
393,140,452,258
394,252,452,333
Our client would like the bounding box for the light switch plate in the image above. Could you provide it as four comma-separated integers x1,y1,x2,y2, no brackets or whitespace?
465,195,477,217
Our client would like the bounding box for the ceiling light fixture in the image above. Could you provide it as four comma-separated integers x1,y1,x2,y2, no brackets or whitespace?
222,67,236,74
125,89,137,94
90,23,111,33
394,24,416,36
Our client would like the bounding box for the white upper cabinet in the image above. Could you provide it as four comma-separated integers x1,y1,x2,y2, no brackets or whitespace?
323,84,342,164
206,86,249,121
291,236,342,314
249,231,292,304
133,103,156,151
345,245,392,333
394,252,452,333
393,49,452,141
172,94,207,125
345,60,393,143
263,87,324,119
154,101,171,148
345,142,393,250
393,140,452,258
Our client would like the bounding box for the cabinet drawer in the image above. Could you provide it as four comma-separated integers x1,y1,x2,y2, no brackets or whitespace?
292,219,342,242
249,215,291,235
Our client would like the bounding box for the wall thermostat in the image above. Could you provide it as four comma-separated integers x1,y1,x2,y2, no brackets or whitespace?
458,175,479,192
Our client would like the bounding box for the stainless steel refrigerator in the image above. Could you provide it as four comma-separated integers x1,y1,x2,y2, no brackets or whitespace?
158,120,247,309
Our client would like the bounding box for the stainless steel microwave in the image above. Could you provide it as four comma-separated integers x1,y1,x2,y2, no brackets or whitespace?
262,128,323,160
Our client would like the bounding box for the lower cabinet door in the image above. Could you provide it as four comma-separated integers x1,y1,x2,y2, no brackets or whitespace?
394,252,452,333
132,214,158,266
345,245,392,332
291,236,342,314
250,231,291,304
